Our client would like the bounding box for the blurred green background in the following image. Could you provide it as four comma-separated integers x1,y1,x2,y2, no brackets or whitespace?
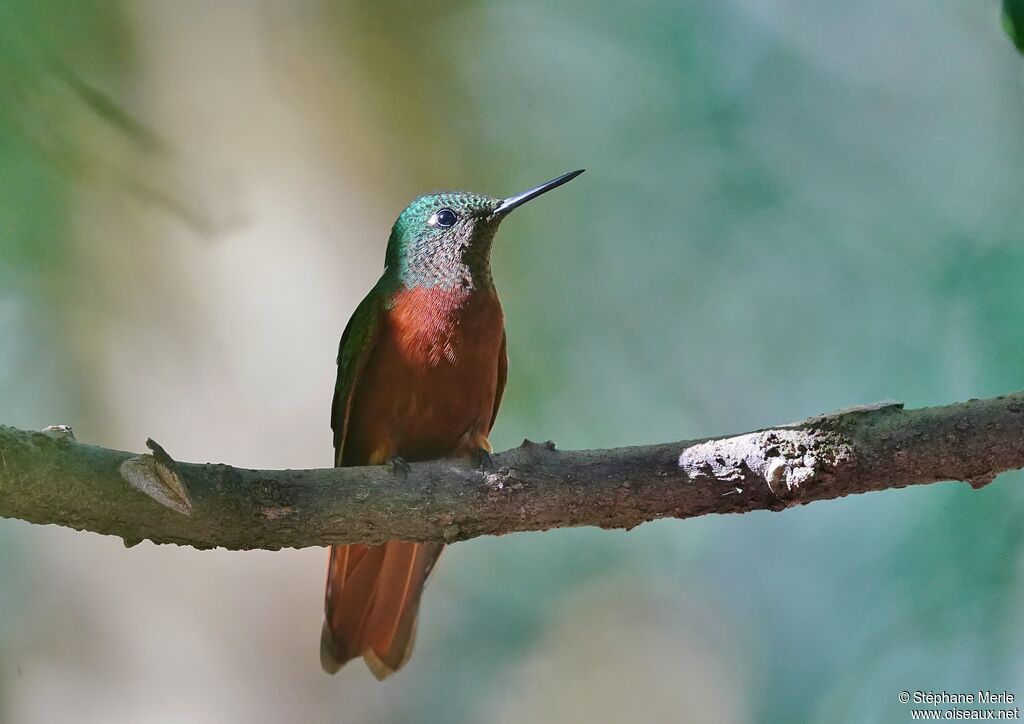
2,1,1024,722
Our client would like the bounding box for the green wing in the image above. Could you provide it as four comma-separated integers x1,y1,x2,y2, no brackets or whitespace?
489,330,507,432
331,289,383,466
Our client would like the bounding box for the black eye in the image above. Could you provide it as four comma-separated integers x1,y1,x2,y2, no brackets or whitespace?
431,208,458,228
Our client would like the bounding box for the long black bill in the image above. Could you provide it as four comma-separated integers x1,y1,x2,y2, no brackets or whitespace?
493,169,585,216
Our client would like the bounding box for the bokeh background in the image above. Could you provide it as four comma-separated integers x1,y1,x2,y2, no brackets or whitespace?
2,1,1024,722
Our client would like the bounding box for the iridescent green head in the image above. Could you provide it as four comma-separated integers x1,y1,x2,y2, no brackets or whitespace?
384,169,584,291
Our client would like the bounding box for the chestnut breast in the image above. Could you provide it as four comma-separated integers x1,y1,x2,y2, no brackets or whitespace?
343,286,505,464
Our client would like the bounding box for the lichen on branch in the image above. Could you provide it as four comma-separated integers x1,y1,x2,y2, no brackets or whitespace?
0,392,1022,550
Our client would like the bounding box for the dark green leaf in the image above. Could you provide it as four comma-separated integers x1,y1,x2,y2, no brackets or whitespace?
1005,0,1024,53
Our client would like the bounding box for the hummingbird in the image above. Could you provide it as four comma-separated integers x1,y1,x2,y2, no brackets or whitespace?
321,169,585,679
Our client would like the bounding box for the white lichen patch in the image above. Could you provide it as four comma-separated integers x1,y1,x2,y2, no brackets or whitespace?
41,424,75,440
679,429,847,497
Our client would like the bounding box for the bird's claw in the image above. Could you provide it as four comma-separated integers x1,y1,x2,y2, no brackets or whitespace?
474,448,495,472
387,456,412,479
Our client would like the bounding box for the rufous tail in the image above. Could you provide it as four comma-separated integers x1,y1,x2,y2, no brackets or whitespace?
320,540,444,679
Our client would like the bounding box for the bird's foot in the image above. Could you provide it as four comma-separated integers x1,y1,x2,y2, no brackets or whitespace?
473,448,495,472
386,456,412,479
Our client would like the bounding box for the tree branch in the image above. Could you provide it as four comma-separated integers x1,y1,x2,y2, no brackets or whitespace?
2,392,1023,550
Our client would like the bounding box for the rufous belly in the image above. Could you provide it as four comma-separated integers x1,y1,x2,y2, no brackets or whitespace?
342,286,504,465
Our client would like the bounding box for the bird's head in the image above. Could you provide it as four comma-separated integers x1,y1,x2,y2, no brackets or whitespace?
384,169,583,290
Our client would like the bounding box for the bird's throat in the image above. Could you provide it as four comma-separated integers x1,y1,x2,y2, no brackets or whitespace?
391,226,497,292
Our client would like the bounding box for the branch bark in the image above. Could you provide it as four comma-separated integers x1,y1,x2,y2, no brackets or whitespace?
2,392,1023,550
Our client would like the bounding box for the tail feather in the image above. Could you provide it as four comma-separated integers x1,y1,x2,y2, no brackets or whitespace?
321,540,443,679
327,544,387,664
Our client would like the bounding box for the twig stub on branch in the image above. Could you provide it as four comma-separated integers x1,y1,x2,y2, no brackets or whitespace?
0,392,1021,549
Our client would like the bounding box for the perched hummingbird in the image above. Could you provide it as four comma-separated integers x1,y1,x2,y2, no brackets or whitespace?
321,169,585,679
